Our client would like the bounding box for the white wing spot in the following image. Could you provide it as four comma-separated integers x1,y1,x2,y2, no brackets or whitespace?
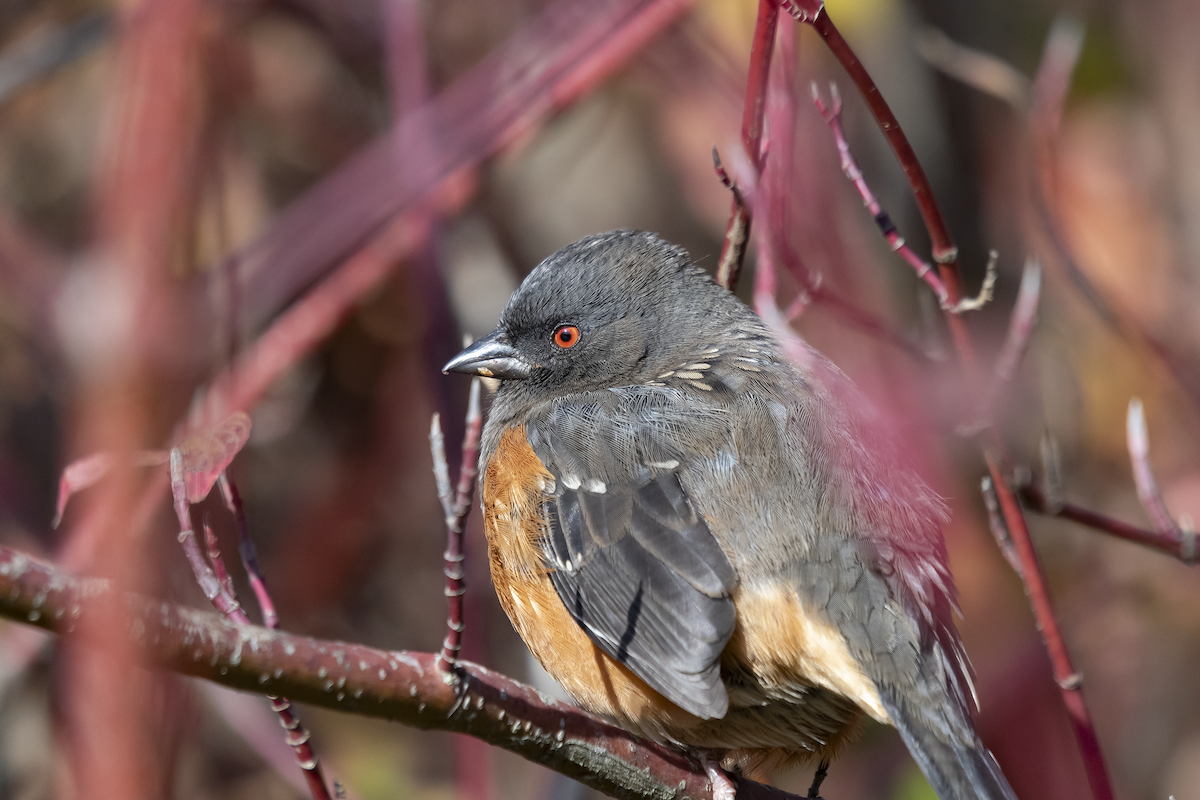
690,381,714,391
657,371,675,379
561,474,582,490
646,459,680,470
583,479,607,494
675,371,704,380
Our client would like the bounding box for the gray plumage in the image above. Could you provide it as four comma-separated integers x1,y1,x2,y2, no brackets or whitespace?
453,230,1017,800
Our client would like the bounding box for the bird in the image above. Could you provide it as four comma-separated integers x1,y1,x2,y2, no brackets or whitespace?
443,229,1016,800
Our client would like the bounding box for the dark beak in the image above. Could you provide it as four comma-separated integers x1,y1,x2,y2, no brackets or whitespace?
443,330,533,380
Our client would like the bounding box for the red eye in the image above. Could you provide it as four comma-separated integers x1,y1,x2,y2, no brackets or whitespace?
553,324,580,349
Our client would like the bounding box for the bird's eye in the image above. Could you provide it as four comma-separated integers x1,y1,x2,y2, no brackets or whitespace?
553,324,580,349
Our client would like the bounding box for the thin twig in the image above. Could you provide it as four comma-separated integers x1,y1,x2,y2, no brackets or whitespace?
170,453,333,800
432,378,484,672
981,478,1022,577
711,147,745,209
203,518,237,603
811,82,999,315
217,473,279,630
810,82,949,305
993,259,1042,383
1126,400,1197,562
716,0,777,291
1019,480,1197,565
170,450,241,618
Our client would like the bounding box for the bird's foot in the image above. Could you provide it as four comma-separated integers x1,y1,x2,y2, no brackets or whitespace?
700,754,737,800
806,758,830,800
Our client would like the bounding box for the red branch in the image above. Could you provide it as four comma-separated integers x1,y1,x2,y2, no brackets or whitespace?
0,544,803,800
716,0,777,291
1019,481,1198,565
217,473,280,630
169,455,333,800
787,5,1116,798
810,84,951,307
430,378,484,671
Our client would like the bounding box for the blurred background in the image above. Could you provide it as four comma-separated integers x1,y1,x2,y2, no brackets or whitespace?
0,0,1198,799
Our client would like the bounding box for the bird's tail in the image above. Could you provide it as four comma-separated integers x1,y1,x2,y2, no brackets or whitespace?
890,710,1018,800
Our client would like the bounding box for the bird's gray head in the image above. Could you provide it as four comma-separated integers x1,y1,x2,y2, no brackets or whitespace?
444,230,738,397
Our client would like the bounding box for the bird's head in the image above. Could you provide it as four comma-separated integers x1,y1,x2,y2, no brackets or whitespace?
444,230,732,396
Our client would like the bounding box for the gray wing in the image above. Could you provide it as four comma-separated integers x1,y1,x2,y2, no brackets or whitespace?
525,391,738,719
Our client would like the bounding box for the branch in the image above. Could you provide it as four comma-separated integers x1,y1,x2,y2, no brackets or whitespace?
785,5,1116,798
1126,399,1196,560
1018,481,1198,565
430,377,483,670
0,545,802,800
169,454,334,800
716,0,777,291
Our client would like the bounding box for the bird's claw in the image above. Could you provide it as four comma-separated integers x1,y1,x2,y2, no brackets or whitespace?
700,755,737,800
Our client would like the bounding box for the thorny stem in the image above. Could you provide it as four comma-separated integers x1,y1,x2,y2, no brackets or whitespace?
431,378,484,672
716,0,777,291
789,5,1116,797
170,454,333,800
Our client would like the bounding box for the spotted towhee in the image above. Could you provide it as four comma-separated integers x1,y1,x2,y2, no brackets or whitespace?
445,230,1015,800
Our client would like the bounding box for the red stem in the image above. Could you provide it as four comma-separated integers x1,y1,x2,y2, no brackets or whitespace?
987,464,1114,800
438,379,483,671
807,9,978,372
218,472,280,630
1020,481,1198,565
171,456,332,800
716,0,777,290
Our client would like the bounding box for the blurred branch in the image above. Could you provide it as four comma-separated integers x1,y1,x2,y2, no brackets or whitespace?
0,12,111,105
922,16,1200,411
228,0,696,334
914,26,1029,109
202,212,431,423
0,545,803,800
1126,399,1197,562
0,204,66,340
